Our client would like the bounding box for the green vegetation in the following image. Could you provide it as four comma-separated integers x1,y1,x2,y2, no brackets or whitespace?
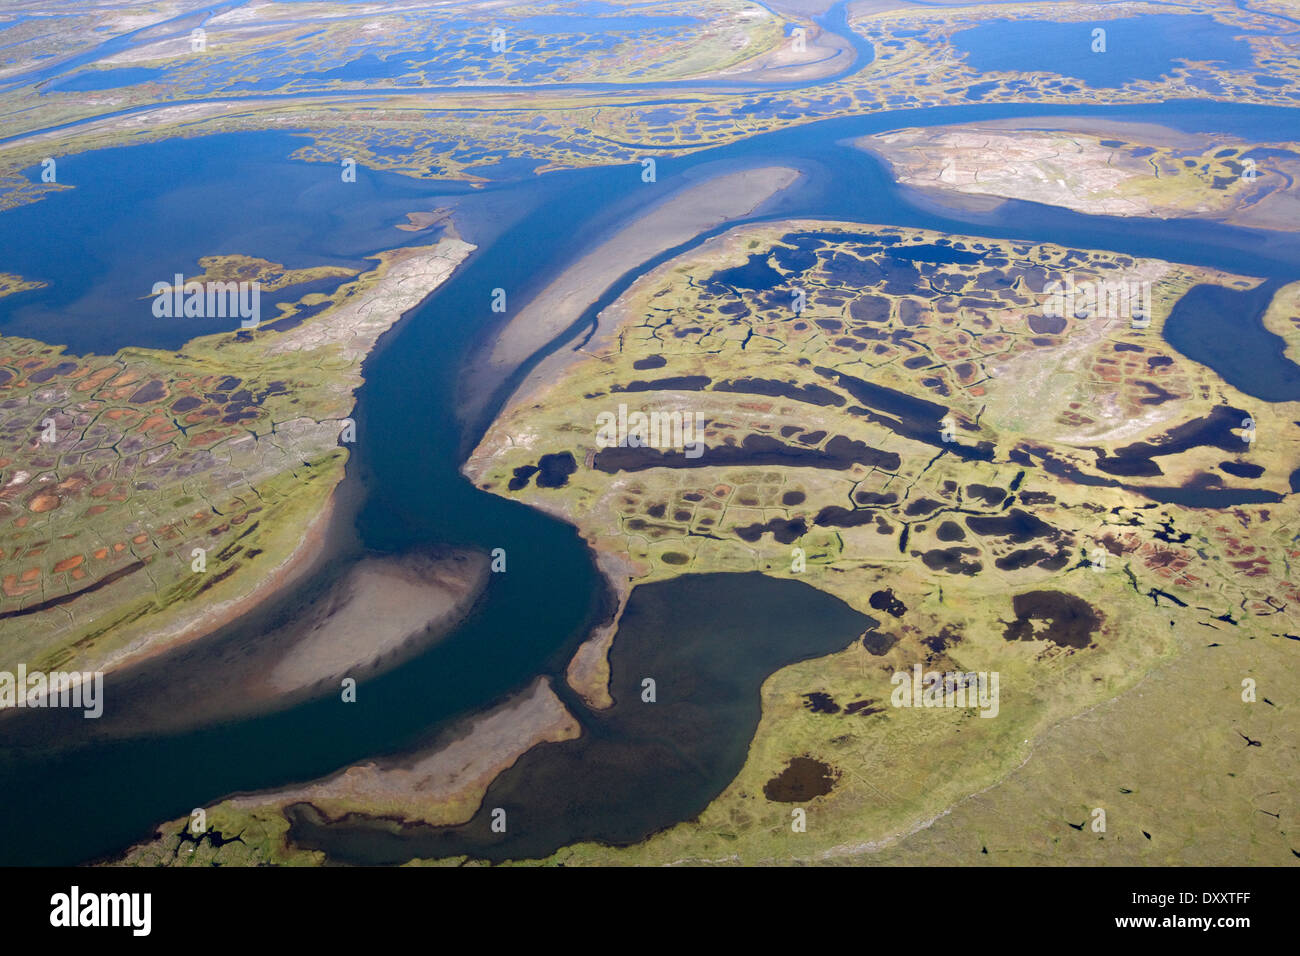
0,240,473,675
454,220,1300,864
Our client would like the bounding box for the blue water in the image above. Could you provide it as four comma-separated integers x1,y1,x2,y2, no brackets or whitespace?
220,18,699,93
37,12,699,96
0,132,472,353
952,15,1265,87
9,0,869,106
45,66,164,91
0,16,1298,863
0,2,243,92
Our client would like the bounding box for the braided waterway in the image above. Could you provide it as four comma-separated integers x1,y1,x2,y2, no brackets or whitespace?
0,98,1296,864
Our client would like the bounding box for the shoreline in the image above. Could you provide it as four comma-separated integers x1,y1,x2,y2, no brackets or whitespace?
87,479,350,680
465,165,807,712
1,237,476,683
462,164,802,425
857,121,1300,231
258,549,491,700
564,549,640,711
226,676,579,830
45,545,492,740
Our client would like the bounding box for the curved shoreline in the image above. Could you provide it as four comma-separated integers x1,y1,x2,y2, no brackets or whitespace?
281,573,875,865
0,82,1294,868
231,676,579,831
462,164,802,426
89,547,494,739
461,163,805,709
87,480,347,680
0,237,477,684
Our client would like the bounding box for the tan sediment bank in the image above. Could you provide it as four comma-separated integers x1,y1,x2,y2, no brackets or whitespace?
87,482,348,681
84,548,491,737
256,549,490,698
563,549,640,711
464,164,801,420
464,166,802,707
715,13,856,84
229,676,579,828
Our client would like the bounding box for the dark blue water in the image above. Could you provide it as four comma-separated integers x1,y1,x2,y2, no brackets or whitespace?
288,573,874,863
1164,279,1300,403
0,99,1297,865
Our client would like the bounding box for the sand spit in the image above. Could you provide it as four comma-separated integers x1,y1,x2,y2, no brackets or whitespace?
85,484,346,681
465,164,801,419
2,237,475,681
715,10,856,84
232,676,580,828
466,169,802,706
564,549,638,711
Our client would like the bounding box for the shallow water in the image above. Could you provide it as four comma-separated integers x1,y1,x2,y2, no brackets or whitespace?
0,96,1296,864
952,16,1265,88
286,573,874,863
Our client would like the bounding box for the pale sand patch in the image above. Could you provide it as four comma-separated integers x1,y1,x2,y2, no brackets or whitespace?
85,480,343,679
0,3,193,79
60,548,491,739
860,128,1149,217
466,165,801,420
714,14,856,84
396,207,457,233
906,115,1211,147
260,549,489,695
232,676,579,828
857,123,1300,231
264,238,475,363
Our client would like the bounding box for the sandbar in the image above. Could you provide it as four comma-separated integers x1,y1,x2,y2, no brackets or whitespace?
230,676,580,828
464,164,801,421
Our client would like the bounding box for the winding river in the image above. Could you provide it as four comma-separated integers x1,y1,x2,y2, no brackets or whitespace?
0,7,1298,865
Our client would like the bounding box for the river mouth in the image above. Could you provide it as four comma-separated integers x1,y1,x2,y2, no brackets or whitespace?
0,98,1297,865
284,572,874,864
